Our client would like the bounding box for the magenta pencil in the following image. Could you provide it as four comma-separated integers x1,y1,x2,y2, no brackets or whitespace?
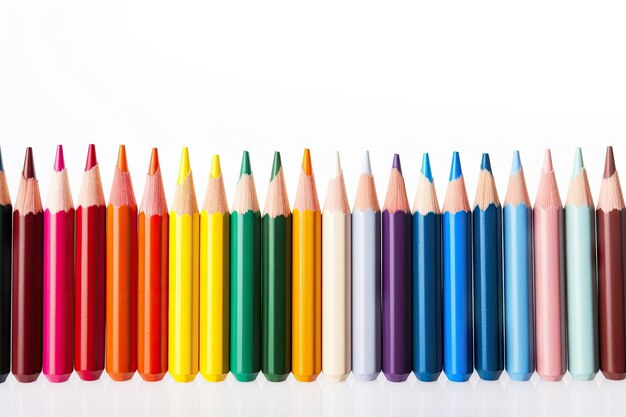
43,145,75,383
533,149,566,381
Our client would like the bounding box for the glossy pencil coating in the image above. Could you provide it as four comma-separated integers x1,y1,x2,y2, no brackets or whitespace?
382,154,412,382
106,145,138,381
43,145,75,383
565,148,599,380
442,152,473,382
292,149,322,382
138,148,169,382
322,152,352,382
169,147,200,383
412,153,442,382
472,154,503,381
12,147,44,383
75,144,106,381
503,151,535,381
534,149,566,381
352,151,381,381
0,148,11,383
230,151,262,382
597,146,626,380
200,155,230,382
262,152,292,382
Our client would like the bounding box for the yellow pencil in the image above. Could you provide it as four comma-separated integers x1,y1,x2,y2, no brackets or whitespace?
292,149,322,382
199,155,230,382
169,147,200,382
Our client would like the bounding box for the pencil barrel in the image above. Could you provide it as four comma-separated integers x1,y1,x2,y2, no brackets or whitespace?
565,205,599,380
382,210,412,382
412,212,442,382
12,211,44,383
200,211,230,382
503,204,535,381
352,210,381,381
443,210,473,382
230,210,261,382
43,209,75,383
0,204,11,383
262,214,292,382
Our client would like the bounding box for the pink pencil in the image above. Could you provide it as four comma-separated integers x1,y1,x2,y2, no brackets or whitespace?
533,149,566,381
43,145,75,382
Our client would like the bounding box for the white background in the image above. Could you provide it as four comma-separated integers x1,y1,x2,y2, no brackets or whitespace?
1,0,626,416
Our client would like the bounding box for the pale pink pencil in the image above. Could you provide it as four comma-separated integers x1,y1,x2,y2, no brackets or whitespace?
533,149,566,381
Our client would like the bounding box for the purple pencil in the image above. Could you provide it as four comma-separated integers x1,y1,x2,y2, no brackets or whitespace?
382,154,412,382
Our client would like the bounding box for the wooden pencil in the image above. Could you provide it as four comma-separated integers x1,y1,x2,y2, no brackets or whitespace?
169,147,199,383
322,152,351,382
382,153,412,382
597,146,626,380
43,144,75,383
292,148,322,382
138,148,169,382
75,144,106,381
534,149,566,381
199,155,230,382
12,147,43,383
472,153,503,381
565,147,598,380
0,148,11,384
106,145,138,381
262,151,292,382
230,150,262,382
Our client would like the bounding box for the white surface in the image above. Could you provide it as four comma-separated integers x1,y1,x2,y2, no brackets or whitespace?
1,0,626,415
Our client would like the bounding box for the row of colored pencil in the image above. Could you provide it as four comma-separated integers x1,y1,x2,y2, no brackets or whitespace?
0,145,624,385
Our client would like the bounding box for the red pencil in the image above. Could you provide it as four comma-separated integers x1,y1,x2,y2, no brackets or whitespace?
12,147,44,383
75,144,106,381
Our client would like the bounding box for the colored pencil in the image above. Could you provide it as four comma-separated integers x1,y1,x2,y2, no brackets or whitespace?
106,145,138,381
322,152,351,382
169,147,199,383
503,150,535,381
565,147,599,380
230,150,262,382
382,153,412,382
292,148,322,382
199,155,230,382
442,151,473,382
138,148,169,382
352,151,381,381
597,146,626,380
472,153,503,381
43,145,75,383
534,149,566,381
0,148,11,384
12,147,43,383
412,153,442,382
75,144,106,381
262,152,292,382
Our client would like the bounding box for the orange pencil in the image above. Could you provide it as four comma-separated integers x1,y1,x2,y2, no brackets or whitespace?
138,149,169,381
106,145,138,381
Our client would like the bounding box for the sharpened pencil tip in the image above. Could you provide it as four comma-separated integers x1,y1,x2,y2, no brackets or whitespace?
480,153,492,173
421,153,433,182
604,146,616,179
511,150,522,175
0,147,5,172
270,151,282,180
302,149,313,176
148,148,160,175
85,144,97,171
392,153,402,175
449,151,462,181
117,145,129,173
54,145,65,172
542,149,553,173
572,147,584,179
361,151,372,175
210,155,222,179
177,147,191,184
240,150,252,177
23,147,36,179
334,151,342,177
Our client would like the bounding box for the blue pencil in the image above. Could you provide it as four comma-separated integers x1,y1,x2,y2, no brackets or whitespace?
442,151,473,382
503,151,535,381
472,153,504,380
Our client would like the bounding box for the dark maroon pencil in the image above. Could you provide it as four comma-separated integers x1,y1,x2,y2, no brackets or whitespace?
382,154,412,382
12,147,44,383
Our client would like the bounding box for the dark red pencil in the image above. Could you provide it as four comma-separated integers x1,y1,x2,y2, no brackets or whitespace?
75,144,107,381
12,147,44,383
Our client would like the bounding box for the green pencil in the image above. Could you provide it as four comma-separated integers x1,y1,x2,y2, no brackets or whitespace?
230,151,262,382
262,152,292,382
